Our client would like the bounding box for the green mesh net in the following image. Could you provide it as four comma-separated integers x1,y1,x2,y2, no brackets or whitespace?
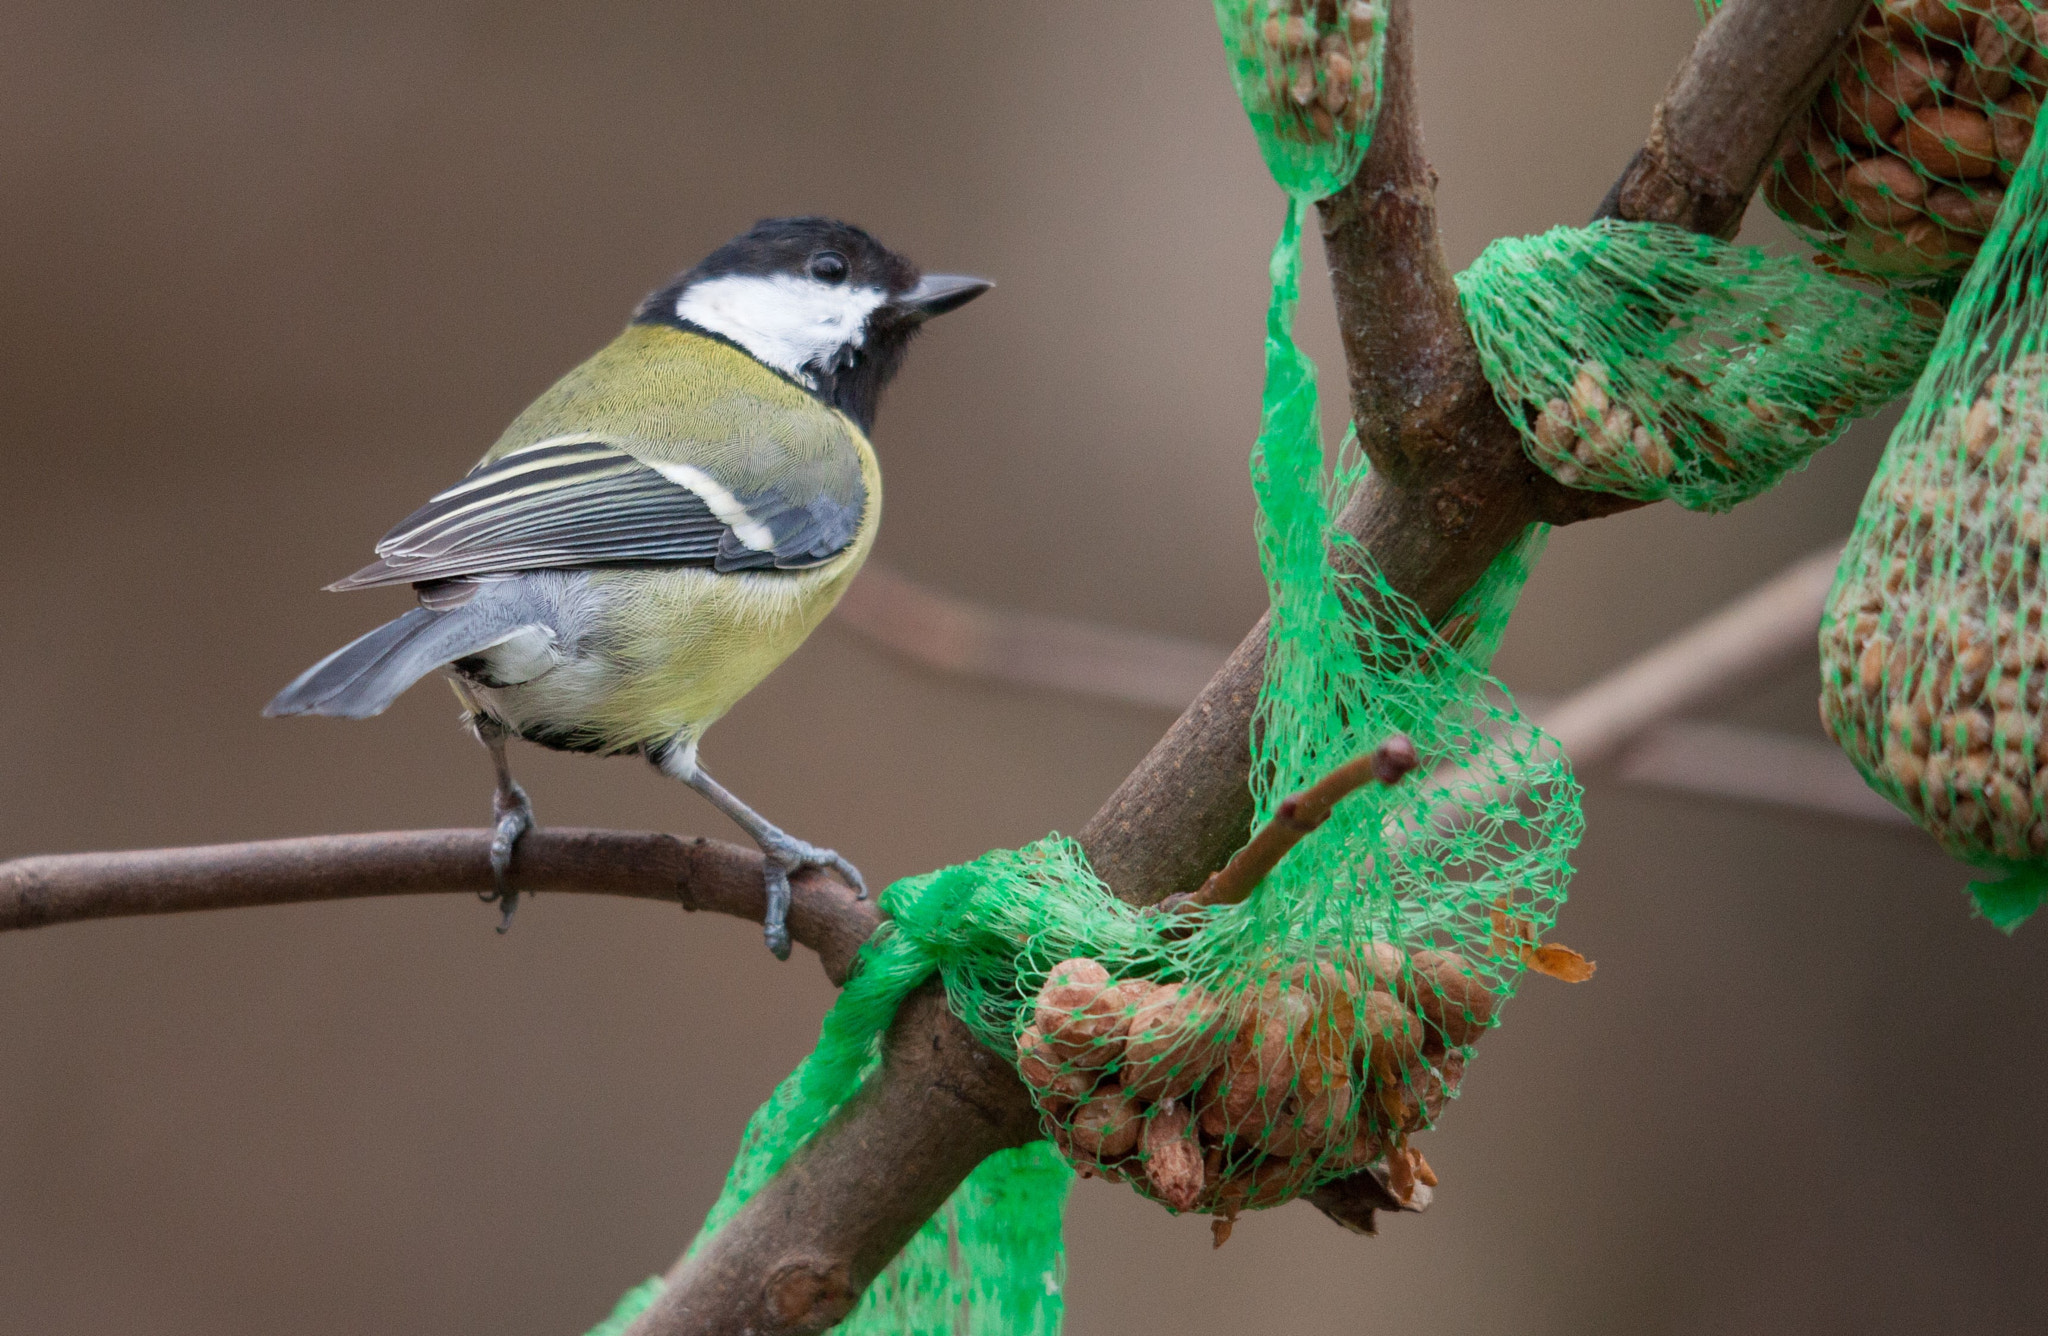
578,8,1592,1331
1213,0,1386,199
1744,0,2044,282
989,203,1579,1227
1458,222,1943,511
1820,101,2048,932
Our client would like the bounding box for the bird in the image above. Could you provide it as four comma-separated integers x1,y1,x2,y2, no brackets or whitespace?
265,216,990,957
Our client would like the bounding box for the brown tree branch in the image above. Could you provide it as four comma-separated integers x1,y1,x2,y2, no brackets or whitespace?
5,1,1869,1330
0,830,878,985
1596,0,1869,234
842,556,1903,824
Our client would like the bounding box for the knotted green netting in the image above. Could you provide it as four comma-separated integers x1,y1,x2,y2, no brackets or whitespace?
987,203,1578,1227
578,9,1594,1332
1820,95,2048,931
1458,222,1944,511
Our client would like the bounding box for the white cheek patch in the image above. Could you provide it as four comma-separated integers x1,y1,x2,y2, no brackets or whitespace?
648,460,776,551
674,273,888,386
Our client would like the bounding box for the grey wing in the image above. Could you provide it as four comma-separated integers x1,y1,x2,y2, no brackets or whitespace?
708,480,867,572
329,438,863,591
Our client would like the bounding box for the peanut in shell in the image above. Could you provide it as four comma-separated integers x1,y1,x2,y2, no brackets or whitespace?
1927,183,2005,233
1141,1100,1206,1212
1827,34,1949,146
1248,1077,1353,1159
1895,105,2001,178
1407,948,1500,1050
1033,957,1128,1066
1210,999,1298,1136
1842,153,1929,226
1121,984,1229,1101
1990,92,2038,178
1836,215,1979,274
1357,989,1424,1081
1017,1024,1093,1107
1350,940,1410,993
1767,124,1851,229
1954,1,2032,104
1879,0,1971,42
1067,1086,1144,1158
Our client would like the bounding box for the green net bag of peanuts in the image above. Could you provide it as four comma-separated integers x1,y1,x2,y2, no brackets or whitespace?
1459,221,1943,511
1820,99,2048,930
1214,0,1386,198
1753,0,2046,282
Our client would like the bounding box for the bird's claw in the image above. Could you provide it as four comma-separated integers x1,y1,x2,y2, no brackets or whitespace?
484,782,535,933
758,838,865,961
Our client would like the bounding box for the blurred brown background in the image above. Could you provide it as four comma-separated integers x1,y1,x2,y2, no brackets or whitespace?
4,2,2045,1333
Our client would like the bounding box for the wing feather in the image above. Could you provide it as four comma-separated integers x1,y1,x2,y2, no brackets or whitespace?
328,437,864,591
330,441,726,590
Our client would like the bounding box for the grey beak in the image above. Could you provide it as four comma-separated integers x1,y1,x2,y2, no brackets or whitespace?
897,273,993,319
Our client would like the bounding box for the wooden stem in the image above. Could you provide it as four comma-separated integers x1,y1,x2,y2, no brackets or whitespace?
1163,736,1421,916
0,829,878,985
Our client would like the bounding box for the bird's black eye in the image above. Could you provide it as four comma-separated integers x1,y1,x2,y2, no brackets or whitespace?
808,251,849,284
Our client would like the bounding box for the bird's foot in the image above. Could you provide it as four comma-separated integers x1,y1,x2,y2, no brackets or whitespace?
483,781,535,933
757,835,865,961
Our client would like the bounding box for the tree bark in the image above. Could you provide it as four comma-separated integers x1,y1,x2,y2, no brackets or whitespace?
1596,0,1869,234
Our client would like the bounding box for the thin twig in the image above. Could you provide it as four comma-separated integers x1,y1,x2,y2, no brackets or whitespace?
842,552,1899,825
0,829,879,985
1160,736,1420,915
1533,546,1841,766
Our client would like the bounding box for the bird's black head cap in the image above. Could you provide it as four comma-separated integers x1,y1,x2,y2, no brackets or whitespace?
636,217,990,432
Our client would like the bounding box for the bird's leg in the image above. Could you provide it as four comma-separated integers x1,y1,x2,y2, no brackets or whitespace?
654,738,864,960
467,708,534,933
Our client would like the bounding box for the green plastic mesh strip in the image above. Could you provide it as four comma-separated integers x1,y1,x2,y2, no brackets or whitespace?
953,202,1580,1224
1821,92,2048,930
1459,221,1943,512
579,904,1074,1336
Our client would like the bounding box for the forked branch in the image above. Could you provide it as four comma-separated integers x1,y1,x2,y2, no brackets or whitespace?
1,2,1871,1332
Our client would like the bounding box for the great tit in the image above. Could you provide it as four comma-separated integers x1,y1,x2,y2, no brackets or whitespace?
266,217,990,957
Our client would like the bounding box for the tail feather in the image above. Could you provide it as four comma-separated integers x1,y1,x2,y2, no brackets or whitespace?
265,606,525,720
